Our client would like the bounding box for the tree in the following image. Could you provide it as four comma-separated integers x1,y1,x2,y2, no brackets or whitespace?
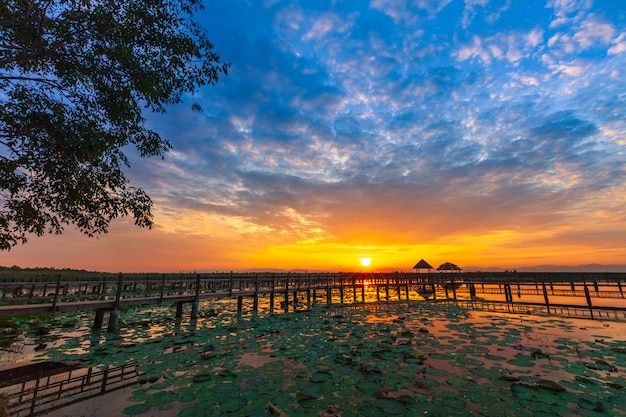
0,0,228,250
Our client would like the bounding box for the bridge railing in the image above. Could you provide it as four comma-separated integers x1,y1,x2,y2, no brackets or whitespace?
2,271,626,313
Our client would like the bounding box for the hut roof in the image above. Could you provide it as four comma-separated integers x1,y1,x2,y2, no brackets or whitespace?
413,259,433,269
437,262,461,271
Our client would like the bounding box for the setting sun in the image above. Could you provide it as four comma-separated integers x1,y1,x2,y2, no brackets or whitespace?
360,257,371,267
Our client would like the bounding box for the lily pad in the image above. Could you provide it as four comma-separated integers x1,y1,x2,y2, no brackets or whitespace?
122,402,152,416
310,370,332,383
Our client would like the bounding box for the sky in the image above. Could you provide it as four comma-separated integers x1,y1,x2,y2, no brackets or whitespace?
3,0,626,273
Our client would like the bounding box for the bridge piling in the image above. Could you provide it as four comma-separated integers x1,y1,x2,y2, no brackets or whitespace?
270,274,276,312
469,283,476,299
584,284,594,319
542,283,550,315
385,279,390,302
107,310,119,333
106,273,124,333
284,275,290,312
93,309,105,329
52,275,61,309
191,274,201,320
175,301,184,318
253,274,259,312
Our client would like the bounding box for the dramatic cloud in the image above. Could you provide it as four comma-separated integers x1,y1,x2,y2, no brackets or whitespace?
3,0,626,272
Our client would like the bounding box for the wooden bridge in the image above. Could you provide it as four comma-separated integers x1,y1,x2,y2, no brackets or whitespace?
2,271,626,331
1,361,143,416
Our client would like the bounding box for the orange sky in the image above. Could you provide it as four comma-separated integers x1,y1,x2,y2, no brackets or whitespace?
2,205,625,273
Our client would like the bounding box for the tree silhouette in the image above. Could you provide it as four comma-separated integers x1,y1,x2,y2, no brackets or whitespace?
0,0,228,250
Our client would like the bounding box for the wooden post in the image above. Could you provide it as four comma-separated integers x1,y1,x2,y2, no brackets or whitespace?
28,283,35,302
618,280,623,298
307,275,312,307
107,273,123,333
175,301,184,318
396,276,401,301
326,274,331,305
159,274,166,302
30,374,40,416
385,276,390,302
114,273,123,306
361,284,365,303
93,309,105,329
293,291,298,312
101,367,109,394
191,274,201,319
52,274,62,309
542,283,550,315
584,284,594,319
253,274,259,312
270,274,276,312
285,275,290,312
107,310,120,333
237,296,243,313
100,276,107,300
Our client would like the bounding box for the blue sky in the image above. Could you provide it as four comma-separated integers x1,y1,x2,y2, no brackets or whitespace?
4,0,626,272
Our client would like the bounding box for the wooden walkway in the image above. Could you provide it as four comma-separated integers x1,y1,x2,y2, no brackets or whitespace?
2,271,626,331
2,362,142,416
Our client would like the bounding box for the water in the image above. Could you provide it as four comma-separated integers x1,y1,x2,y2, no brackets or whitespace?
2,291,626,416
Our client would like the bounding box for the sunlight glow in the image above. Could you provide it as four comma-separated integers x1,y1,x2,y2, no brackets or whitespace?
360,257,371,267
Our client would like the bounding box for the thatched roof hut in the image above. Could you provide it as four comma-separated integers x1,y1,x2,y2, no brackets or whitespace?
413,259,433,272
437,262,461,273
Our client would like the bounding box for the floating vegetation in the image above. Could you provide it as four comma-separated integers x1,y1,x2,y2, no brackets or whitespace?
2,300,626,416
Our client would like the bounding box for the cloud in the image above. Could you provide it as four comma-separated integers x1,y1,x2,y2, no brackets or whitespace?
548,0,593,27
573,15,616,49
609,33,626,55
5,0,626,272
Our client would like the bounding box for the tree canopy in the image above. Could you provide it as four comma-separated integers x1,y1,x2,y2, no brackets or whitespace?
0,0,228,250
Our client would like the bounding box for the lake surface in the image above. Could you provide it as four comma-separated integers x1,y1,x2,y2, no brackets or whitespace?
2,295,626,416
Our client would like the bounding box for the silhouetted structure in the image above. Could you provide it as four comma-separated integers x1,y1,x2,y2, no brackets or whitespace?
413,259,433,273
437,262,461,273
